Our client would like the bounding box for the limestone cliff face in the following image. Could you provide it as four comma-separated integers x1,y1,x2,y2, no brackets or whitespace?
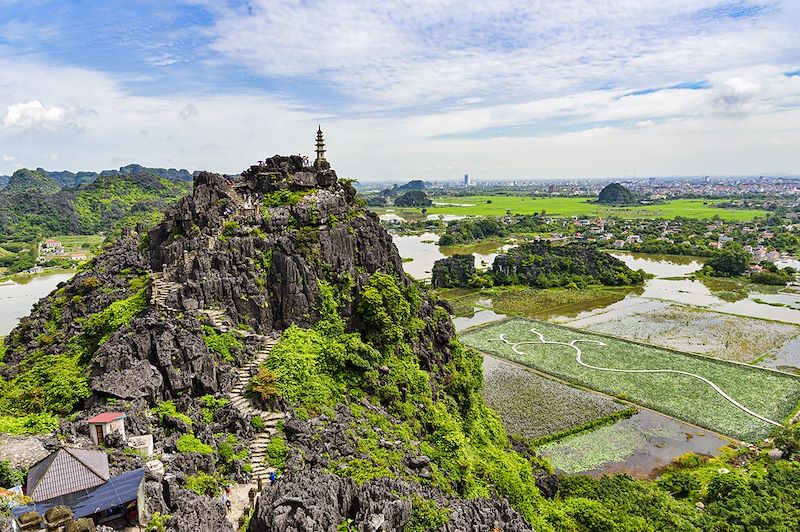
147,156,407,332
4,155,455,406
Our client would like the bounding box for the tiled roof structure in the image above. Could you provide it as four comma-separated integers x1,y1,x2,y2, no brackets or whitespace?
86,412,125,424
12,469,145,521
26,448,110,502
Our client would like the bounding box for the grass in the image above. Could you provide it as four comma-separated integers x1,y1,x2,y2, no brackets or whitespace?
482,356,628,440
462,319,800,441
376,196,767,221
47,234,105,247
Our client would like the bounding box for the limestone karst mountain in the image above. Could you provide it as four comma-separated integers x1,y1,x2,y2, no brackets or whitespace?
2,153,549,531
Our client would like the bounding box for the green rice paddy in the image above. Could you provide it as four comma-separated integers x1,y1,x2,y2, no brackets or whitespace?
462,319,800,441
383,196,766,220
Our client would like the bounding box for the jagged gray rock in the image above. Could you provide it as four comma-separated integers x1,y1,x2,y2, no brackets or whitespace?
247,468,534,532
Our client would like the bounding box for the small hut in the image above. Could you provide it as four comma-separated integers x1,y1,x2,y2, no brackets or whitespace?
768,448,784,460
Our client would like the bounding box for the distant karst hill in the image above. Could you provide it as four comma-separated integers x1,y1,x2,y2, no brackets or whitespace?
0,163,194,189
394,189,432,207
0,168,190,241
597,182,637,205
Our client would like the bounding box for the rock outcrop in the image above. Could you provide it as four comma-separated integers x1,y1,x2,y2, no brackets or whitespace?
596,182,636,205
431,254,476,288
248,469,534,532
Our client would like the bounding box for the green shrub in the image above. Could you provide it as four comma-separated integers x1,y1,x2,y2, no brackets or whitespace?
264,435,288,471
152,400,193,427
202,326,242,363
83,282,148,345
250,415,263,431
0,460,24,487
263,325,343,408
0,413,59,434
200,395,229,423
145,512,171,532
657,471,700,498
175,433,214,454
248,368,279,402
221,221,240,239
183,472,220,496
404,495,450,532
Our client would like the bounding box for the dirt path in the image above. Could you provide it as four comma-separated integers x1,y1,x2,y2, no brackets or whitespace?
226,482,257,529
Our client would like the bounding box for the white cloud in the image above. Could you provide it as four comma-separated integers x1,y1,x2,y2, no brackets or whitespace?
1,2,800,179
2,100,94,131
2,153,14,162
201,0,800,109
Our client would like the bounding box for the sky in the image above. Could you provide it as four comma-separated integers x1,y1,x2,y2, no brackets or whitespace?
0,0,799,181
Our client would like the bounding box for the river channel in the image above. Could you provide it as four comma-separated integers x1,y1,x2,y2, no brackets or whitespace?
0,273,74,336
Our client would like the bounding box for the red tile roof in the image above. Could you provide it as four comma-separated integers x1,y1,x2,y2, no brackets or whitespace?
86,412,125,424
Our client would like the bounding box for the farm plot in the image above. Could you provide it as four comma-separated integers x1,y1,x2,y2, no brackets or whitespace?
482,356,628,441
462,319,800,441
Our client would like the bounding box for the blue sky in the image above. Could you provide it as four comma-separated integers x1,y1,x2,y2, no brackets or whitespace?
0,0,799,180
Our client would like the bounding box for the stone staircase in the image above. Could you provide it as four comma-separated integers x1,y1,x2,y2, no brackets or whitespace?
226,337,287,482
150,272,182,312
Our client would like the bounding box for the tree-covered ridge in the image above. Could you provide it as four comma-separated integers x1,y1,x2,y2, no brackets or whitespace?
0,170,190,241
395,190,433,207
3,168,62,194
438,214,562,245
0,163,194,190
490,241,648,288
596,182,637,205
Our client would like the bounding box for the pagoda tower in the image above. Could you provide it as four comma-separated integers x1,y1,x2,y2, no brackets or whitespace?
314,125,329,169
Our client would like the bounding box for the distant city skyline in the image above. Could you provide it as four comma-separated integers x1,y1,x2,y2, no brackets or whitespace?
0,1,798,180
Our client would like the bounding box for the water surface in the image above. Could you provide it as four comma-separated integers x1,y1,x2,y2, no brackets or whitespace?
0,274,73,335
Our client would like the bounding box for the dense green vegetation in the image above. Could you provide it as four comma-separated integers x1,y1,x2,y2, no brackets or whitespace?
490,242,648,288
596,182,637,205
438,214,561,245
0,274,150,433
0,169,190,241
394,190,432,207
255,274,561,527
704,242,752,276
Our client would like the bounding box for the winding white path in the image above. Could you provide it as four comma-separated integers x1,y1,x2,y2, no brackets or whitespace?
493,328,780,427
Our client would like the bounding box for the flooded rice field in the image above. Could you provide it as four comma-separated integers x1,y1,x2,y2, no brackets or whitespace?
538,409,730,478
554,300,799,364
483,355,730,478
394,235,800,370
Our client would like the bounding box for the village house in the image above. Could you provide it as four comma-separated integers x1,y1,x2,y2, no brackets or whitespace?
86,412,126,446
40,239,64,254
70,253,88,262
10,447,145,530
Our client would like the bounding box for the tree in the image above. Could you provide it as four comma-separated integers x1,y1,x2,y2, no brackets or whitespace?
706,242,751,276
394,190,432,207
772,424,800,456
657,471,700,498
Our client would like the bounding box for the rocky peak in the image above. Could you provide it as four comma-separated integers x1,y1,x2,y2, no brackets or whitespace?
146,155,400,334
